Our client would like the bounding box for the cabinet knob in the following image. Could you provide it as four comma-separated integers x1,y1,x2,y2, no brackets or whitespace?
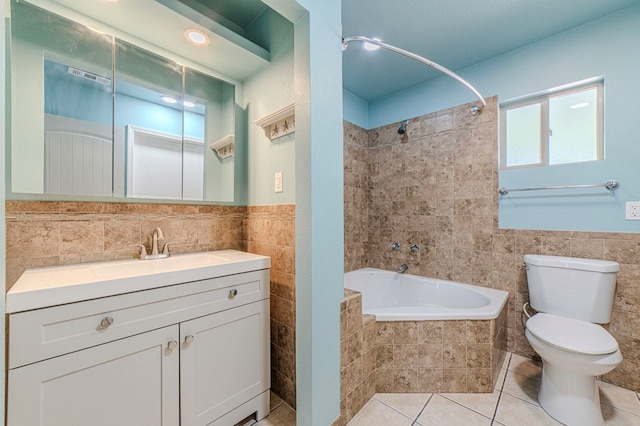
184,335,195,344
100,316,114,328
167,340,178,350
229,289,238,298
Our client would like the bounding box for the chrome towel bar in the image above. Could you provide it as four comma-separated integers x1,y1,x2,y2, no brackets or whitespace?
498,180,619,196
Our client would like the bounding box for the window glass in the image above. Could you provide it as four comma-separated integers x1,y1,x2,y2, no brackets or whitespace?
505,103,541,167
549,87,598,165
500,81,602,169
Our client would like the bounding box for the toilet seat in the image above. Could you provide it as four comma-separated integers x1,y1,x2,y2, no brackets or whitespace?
526,313,618,355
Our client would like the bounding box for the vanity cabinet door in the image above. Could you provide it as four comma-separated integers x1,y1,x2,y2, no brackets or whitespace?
7,325,180,426
180,300,270,426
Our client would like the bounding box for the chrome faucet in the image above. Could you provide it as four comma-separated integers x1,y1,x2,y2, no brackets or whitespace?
397,264,408,273
389,242,401,250
129,228,172,260
151,227,165,255
139,227,170,259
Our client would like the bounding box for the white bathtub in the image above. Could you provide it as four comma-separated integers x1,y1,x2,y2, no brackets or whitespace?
344,268,509,321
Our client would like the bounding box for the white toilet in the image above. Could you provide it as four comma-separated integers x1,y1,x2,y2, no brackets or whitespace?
523,254,622,426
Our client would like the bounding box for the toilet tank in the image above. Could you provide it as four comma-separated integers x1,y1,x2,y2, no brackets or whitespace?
524,254,619,323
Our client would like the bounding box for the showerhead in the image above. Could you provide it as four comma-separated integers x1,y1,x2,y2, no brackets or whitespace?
398,120,409,135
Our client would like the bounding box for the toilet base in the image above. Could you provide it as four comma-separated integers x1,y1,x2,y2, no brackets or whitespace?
538,361,604,426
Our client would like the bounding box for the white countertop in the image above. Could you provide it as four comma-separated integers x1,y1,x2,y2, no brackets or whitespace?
6,250,270,313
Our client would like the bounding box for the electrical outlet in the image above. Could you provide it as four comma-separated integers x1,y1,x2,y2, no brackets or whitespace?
274,172,283,193
625,201,640,220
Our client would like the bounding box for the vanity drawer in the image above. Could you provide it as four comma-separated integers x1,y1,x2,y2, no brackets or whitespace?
9,269,269,369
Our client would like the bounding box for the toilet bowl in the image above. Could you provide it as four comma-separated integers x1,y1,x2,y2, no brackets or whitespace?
525,314,622,426
522,255,622,426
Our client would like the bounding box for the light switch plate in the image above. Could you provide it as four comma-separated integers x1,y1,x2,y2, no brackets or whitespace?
275,172,283,193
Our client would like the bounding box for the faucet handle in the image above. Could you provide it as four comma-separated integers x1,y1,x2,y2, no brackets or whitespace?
129,243,148,258
162,242,175,256
410,243,420,253
389,242,401,250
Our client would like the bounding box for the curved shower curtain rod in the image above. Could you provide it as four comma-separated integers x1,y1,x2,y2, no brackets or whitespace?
342,36,486,115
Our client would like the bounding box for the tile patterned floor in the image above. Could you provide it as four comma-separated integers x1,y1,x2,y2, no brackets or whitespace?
258,353,640,426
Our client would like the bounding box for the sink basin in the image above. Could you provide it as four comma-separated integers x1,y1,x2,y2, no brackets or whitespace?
7,250,271,313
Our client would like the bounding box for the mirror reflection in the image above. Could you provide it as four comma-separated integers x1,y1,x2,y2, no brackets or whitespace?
11,0,113,196
10,0,235,203
115,40,185,200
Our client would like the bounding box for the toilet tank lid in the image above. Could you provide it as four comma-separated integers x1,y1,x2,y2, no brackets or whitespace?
524,255,619,273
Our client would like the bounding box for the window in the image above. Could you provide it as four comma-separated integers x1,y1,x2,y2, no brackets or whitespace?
500,81,603,169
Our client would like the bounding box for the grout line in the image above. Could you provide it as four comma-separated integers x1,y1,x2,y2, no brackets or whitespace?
491,353,513,423
411,393,434,426
435,393,495,422
599,393,640,418
372,395,418,423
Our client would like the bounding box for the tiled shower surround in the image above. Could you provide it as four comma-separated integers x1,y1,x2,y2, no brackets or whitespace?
5,201,296,408
343,96,640,393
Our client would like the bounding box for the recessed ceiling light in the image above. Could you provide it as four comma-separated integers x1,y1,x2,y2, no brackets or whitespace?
162,96,178,104
185,29,210,46
183,101,196,108
570,102,590,109
363,37,382,51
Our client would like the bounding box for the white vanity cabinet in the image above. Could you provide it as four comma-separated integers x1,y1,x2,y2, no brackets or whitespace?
7,258,271,426
181,300,269,426
8,325,181,426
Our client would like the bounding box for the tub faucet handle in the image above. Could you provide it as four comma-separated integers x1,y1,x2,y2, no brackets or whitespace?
397,264,408,273
389,242,401,250
410,243,420,253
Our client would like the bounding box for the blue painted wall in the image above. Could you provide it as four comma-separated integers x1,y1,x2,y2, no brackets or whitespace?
115,94,204,138
343,89,368,129
44,61,112,126
345,5,640,233
0,5,7,424
44,64,205,139
242,9,295,205
261,0,344,424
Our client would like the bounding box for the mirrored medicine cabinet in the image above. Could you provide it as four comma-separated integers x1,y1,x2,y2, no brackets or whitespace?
9,0,236,203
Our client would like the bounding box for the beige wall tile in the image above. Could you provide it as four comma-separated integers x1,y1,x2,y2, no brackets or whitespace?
467,343,492,368
417,345,444,368
418,368,443,392
394,344,419,368
6,221,59,259
343,96,640,392
104,220,141,252
571,238,605,258
467,369,492,392
443,344,467,368
59,221,104,255
393,321,419,344
443,321,466,344
442,368,467,392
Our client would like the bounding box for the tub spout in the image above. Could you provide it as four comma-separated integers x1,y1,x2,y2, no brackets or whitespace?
397,264,408,273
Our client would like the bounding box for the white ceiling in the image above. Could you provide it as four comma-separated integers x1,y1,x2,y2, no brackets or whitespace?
342,0,640,102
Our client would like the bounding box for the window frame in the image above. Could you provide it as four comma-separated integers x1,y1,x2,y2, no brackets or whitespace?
499,80,604,170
